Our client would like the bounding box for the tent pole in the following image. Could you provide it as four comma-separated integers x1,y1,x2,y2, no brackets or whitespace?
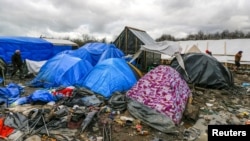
125,28,128,54
135,38,138,53
224,41,227,68
1,69,5,86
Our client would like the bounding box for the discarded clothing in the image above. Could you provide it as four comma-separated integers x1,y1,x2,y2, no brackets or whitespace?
0,118,14,137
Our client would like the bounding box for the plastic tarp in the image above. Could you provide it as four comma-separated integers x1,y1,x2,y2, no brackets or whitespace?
66,42,124,66
27,89,56,103
53,45,72,56
141,41,182,56
28,53,93,88
130,41,182,63
170,53,234,89
0,36,54,64
0,83,24,106
126,65,191,125
127,99,178,134
25,59,47,74
79,58,137,99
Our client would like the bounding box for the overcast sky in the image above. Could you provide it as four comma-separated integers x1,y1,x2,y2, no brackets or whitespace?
0,0,249,42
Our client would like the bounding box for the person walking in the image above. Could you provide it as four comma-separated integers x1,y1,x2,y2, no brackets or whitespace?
234,51,243,71
11,50,23,79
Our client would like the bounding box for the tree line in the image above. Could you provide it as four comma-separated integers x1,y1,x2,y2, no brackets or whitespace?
156,30,250,41
55,29,250,46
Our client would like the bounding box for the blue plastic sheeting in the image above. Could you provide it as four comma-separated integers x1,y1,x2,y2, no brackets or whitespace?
79,58,137,99
27,89,56,103
0,36,54,64
11,97,28,106
53,45,72,56
28,53,93,88
66,43,124,66
0,77,3,83
0,83,24,106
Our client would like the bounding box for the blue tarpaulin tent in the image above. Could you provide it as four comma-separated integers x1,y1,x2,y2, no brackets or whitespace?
0,36,54,64
28,42,127,91
28,53,93,88
66,42,125,66
79,58,137,98
53,45,73,56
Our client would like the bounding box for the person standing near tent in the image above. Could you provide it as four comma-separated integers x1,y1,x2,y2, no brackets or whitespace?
11,50,23,79
234,51,243,71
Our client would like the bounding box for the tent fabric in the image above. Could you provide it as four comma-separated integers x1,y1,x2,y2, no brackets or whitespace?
170,53,234,89
0,36,54,64
185,45,201,53
53,45,72,56
27,42,125,88
130,41,182,63
141,41,182,56
42,38,78,47
66,42,124,66
79,58,137,99
130,41,189,79
126,65,191,124
127,99,178,134
25,59,47,74
28,54,93,88
0,83,24,106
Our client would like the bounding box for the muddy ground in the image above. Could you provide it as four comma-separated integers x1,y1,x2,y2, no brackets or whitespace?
3,71,250,141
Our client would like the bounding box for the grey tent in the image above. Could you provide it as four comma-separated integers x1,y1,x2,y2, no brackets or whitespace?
170,53,234,89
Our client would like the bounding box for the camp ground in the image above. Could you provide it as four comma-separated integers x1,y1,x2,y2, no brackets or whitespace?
0,29,249,140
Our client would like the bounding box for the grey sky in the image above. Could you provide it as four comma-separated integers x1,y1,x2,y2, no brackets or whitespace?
0,0,249,42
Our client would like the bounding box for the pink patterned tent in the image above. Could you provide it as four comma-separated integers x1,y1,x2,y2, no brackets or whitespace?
126,65,191,124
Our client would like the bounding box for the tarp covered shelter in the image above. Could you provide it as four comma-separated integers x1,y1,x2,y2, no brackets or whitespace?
126,65,191,133
0,36,54,64
28,53,93,88
43,38,79,55
79,58,137,99
113,26,159,71
170,53,234,89
28,42,125,88
65,42,125,66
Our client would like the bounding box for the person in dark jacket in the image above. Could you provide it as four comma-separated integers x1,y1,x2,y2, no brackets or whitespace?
233,51,243,71
11,50,23,79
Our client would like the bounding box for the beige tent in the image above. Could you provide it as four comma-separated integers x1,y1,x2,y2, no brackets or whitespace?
185,45,201,53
